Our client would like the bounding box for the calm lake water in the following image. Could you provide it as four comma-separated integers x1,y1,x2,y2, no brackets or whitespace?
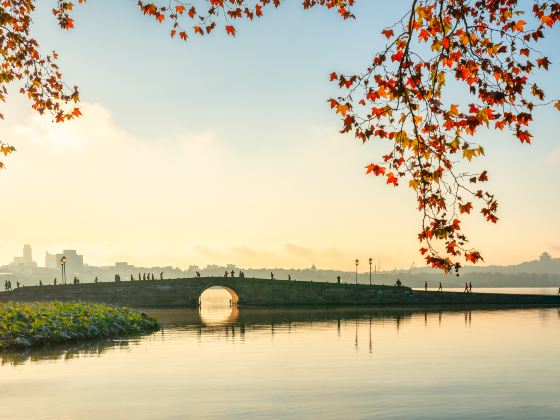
1,287,559,419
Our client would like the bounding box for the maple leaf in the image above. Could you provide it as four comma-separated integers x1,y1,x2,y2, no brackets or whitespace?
391,50,404,62
381,29,394,39
225,26,236,36
459,202,473,214
514,20,526,32
386,173,398,186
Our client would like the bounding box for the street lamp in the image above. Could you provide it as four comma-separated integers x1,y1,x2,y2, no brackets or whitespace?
355,259,359,284
60,256,67,285
369,258,373,285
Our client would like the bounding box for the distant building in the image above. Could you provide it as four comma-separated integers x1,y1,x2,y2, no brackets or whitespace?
45,251,57,269
10,244,37,267
55,250,84,274
115,262,132,269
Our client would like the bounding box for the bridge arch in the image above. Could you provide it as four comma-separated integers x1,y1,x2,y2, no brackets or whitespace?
198,284,240,305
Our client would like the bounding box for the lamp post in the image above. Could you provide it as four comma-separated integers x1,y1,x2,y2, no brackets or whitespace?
60,256,67,285
369,258,373,285
355,259,359,284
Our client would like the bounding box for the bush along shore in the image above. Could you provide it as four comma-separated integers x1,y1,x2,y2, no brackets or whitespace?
0,302,159,350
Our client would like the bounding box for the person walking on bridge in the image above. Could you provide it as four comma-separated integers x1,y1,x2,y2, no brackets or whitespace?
271,272,274,280
469,282,472,293
464,282,469,293
231,270,235,278
196,271,201,278
438,282,443,292
424,281,428,291
224,271,228,278
160,272,164,280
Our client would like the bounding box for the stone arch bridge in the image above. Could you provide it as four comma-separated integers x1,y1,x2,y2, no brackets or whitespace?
1,277,559,308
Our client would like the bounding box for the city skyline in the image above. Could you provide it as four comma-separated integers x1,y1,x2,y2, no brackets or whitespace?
3,243,558,273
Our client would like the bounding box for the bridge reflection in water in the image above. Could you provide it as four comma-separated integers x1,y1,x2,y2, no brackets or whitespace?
3,305,559,365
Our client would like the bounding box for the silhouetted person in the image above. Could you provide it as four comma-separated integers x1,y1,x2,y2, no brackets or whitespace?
469,282,472,292
231,270,235,278
115,274,120,282
39,280,43,286
337,275,341,284
131,274,134,282
54,277,57,286
151,273,155,281
16,281,20,288
94,276,99,283
424,281,428,291
224,271,228,278
138,273,141,281
143,273,146,281
160,272,163,280
464,282,469,293
271,272,274,280
438,282,443,292
240,271,245,279
288,274,291,281
196,271,201,278
395,278,402,287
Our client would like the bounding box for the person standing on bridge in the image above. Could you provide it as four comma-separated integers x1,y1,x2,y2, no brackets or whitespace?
196,271,201,278
438,282,443,292
464,282,469,293
224,271,228,278
271,272,274,280
138,273,141,281
131,274,134,282
160,272,164,280
53,277,57,286
469,282,473,293
424,281,428,291
143,273,146,281
288,275,291,281
151,273,155,281
16,281,20,288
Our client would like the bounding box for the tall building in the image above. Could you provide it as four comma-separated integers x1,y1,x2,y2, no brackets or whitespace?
45,251,58,269
11,244,37,267
55,250,84,274
23,244,32,265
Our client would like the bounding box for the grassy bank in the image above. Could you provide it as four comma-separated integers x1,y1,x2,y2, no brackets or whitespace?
0,302,158,350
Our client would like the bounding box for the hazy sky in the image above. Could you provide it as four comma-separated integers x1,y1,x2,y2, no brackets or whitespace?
1,1,559,270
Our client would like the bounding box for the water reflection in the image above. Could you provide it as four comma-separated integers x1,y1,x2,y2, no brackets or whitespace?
2,303,559,419
2,303,559,365
1,338,135,366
